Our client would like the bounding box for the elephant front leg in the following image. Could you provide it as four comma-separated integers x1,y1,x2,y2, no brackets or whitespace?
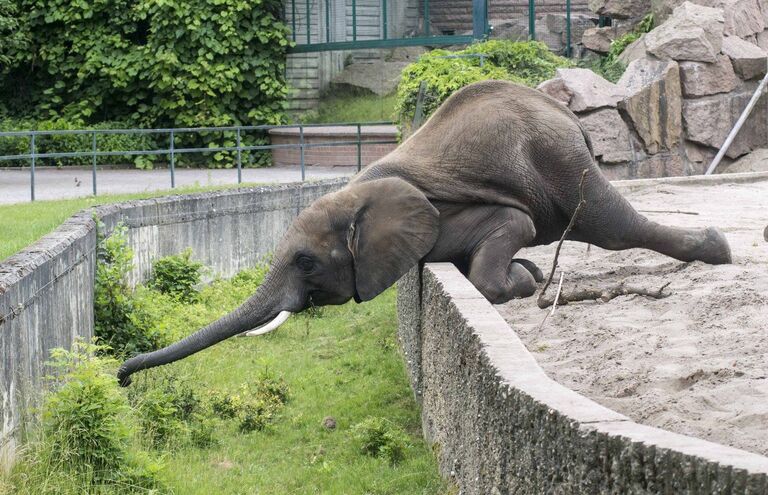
467,210,539,304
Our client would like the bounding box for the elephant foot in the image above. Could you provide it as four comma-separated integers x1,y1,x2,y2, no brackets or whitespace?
473,262,538,304
512,258,545,282
693,227,732,265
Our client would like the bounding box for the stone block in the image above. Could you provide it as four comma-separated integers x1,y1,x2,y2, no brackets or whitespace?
618,34,649,65
682,82,768,158
719,147,768,172
679,54,739,96
582,27,617,53
538,68,627,112
721,35,768,80
645,1,725,62
579,108,635,163
695,0,765,38
618,57,683,154
329,61,409,96
589,0,652,19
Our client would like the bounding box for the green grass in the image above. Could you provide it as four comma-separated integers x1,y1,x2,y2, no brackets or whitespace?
3,269,452,494
152,288,449,494
0,184,270,262
301,93,398,124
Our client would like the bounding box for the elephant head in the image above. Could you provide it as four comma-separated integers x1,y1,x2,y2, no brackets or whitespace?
117,177,439,385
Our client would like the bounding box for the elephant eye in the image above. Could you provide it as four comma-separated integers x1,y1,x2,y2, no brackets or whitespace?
295,255,315,274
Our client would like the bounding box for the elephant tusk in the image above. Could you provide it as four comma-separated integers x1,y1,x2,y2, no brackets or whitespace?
243,311,292,337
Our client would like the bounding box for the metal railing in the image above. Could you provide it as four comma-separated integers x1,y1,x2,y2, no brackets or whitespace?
0,122,398,201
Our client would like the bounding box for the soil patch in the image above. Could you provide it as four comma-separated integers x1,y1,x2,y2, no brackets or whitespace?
498,179,768,456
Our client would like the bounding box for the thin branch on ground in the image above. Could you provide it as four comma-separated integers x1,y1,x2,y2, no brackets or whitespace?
638,209,699,216
538,281,671,309
537,169,588,307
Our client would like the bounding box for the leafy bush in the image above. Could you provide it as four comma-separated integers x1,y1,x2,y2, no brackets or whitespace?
1,0,290,161
586,13,655,83
395,40,572,131
94,222,162,356
352,416,409,465
7,341,165,493
147,248,204,303
205,372,289,433
0,118,156,168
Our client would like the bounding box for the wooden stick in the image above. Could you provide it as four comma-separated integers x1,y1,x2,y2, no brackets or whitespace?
638,209,699,216
538,281,671,309
537,169,588,306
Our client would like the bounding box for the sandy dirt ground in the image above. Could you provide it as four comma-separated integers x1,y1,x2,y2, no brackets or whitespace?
497,178,768,456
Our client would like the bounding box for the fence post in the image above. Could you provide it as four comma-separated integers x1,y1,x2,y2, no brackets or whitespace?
91,131,98,196
356,124,362,172
299,125,305,181
170,130,176,188
382,0,388,39
424,0,430,36
528,0,535,41
566,0,572,57
236,128,242,184
30,134,36,202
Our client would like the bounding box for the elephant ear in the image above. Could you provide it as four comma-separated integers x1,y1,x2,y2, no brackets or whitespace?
347,177,439,301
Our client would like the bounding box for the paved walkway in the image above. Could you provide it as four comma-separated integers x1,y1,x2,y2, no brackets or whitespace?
0,166,354,204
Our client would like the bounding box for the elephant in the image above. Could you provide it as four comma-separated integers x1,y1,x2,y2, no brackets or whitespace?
117,80,731,385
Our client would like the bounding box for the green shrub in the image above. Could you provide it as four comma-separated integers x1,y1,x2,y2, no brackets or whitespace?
188,415,218,448
0,118,156,168
94,222,162,356
207,390,243,420
147,249,204,303
1,0,290,150
395,40,572,131
7,341,165,493
587,13,655,83
352,416,409,465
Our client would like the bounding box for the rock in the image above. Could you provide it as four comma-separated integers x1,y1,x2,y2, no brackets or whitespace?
589,0,652,19
645,1,725,63
758,30,768,51
719,148,768,172
684,140,721,173
564,14,597,49
538,68,627,112
582,27,615,53
579,108,635,163
322,416,337,430
386,46,427,62
721,35,768,80
618,57,683,154
618,35,650,65
695,0,764,38
682,82,768,158
490,18,529,41
546,13,568,34
679,54,738,96
652,0,685,23
329,61,408,96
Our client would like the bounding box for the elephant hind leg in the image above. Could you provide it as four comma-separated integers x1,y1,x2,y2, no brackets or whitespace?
468,209,538,304
512,258,545,282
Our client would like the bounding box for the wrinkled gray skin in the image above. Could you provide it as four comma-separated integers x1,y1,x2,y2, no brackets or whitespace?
118,80,731,386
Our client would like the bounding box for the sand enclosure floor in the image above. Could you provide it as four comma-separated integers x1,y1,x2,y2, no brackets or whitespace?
497,178,768,456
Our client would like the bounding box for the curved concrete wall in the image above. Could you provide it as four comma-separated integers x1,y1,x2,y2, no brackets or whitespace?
397,264,768,494
0,179,347,467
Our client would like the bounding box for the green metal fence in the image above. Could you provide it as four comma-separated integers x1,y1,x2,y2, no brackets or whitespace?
0,122,397,201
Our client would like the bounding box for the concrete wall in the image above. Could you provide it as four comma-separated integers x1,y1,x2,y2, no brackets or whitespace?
0,179,347,467
398,263,768,494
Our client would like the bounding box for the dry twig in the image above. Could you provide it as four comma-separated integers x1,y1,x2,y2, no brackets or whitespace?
538,281,671,309
537,169,588,307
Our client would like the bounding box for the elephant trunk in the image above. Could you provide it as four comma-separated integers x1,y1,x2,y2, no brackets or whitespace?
117,270,286,386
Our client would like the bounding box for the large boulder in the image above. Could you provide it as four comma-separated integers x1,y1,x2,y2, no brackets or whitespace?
618,35,649,65
329,62,408,96
758,30,768,51
645,1,725,62
682,82,768,158
618,57,683,154
589,0,651,19
721,35,768,80
719,148,768,172
653,0,764,37
537,68,627,112
579,108,635,163
678,54,739,96
490,18,529,41
582,26,625,53
694,0,764,39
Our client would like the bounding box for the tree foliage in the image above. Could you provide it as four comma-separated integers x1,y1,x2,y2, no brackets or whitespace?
395,40,573,133
0,0,290,129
